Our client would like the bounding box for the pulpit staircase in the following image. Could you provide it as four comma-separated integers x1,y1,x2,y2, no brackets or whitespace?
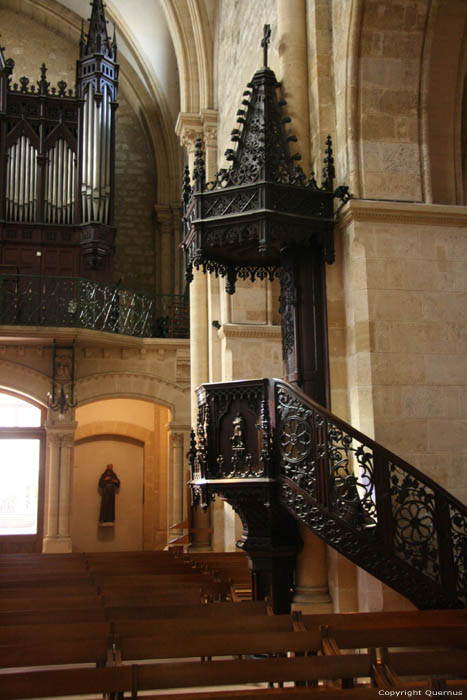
189,378,466,611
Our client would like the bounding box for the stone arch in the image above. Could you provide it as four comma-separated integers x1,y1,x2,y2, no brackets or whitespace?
422,0,467,204
75,372,190,426
356,0,429,202
160,0,214,113
74,408,170,550
0,360,49,407
75,420,151,443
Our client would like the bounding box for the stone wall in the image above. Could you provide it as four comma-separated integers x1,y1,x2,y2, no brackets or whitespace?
342,199,467,506
214,0,278,168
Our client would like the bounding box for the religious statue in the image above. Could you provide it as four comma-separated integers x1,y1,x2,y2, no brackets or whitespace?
98,464,120,524
231,412,246,450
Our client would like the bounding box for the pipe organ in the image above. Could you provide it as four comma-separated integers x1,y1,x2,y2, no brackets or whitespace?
0,0,118,279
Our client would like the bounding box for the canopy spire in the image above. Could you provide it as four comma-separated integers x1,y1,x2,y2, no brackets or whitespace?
261,24,271,67
81,0,112,58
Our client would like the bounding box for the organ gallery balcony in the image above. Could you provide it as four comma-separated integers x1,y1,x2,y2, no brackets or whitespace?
0,273,189,339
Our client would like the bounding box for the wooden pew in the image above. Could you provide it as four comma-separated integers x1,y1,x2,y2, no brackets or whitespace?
0,621,111,645
113,612,292,639
0,636,109,669
0,599,266,626
0,593,102,611
319,623,467,651
117,628,322,663
105,599,268,621
0,653,375,699
0,606,107,626
303,609,467,631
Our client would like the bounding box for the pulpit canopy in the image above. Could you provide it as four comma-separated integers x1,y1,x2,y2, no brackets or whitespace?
182,25,350,294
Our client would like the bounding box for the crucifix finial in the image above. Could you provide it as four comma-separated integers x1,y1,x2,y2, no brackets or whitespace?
261,24,271,67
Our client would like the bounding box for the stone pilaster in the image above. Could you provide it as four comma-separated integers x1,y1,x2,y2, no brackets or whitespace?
168,427,190,537
43,421,77,553
176,111,216,549
277,0,311,173
154,204,175,296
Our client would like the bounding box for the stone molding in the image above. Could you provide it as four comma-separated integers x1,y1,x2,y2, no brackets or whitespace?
218,323,282,340
45,422,78,446
175,113,204,150
0,327,190,351
339,199,467,228
166,422,191,433
201,108,218,147
170,432,184,447
154,203,174,226
175,110,219,151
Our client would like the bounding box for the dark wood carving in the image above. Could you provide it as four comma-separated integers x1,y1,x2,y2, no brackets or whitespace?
182,26,349,404
190,378,467,611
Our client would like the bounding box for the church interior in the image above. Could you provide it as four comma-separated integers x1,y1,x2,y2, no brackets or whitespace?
0,0,466,696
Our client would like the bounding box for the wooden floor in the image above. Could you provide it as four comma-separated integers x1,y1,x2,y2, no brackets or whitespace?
0,548,466,699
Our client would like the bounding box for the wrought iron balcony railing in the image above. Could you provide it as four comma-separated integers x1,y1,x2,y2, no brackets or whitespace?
190,378,466,610
0,274,189,339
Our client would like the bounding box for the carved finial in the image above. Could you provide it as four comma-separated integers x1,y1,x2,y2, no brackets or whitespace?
19,76,29,93
322,134,335,191
82,0,112,58
37,63,49,95
1,44,14,77
188,428,196,475
261,24,271,67
182,164,192,206
192,138,206,191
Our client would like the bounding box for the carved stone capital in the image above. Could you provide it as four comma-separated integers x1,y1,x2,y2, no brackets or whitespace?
154,203,172,224
175,112,203,152
170,432,184,448
45,421,78,446
201,108,218,149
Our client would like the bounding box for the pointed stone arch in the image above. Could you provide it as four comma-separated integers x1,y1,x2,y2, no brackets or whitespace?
159,0,214,114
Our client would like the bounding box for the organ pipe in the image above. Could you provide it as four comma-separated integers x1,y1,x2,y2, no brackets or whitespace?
5,135,38,222
81,84,112,224
44,139,75,224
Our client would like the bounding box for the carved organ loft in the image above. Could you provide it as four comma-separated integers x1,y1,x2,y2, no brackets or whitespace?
0,0,118,280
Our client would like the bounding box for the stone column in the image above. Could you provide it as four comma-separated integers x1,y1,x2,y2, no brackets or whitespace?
278,0,332,612
171,204,183,295
43,421,77,553
154,204,174,296
176,113,213,549
277,0,311,173
168,429,189,538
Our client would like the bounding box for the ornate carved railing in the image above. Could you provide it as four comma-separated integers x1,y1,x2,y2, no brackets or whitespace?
190,378,466,610
0,274,189,338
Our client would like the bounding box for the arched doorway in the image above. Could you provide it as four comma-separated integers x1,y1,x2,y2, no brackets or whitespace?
73,435,144,552
0,391,46,553
73,398,172,551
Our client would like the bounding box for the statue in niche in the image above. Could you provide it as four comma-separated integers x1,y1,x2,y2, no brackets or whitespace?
98,464,120,525
231,412,246,455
